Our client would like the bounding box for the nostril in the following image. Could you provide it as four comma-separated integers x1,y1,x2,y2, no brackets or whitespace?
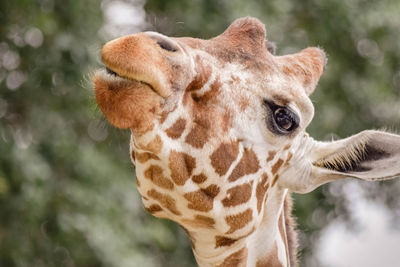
156,39,178,52
145,32,179,53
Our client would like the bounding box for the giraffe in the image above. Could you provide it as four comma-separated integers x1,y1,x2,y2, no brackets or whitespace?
94,17,400,267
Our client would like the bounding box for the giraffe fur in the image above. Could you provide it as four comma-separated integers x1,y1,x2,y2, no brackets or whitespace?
94,17,400,267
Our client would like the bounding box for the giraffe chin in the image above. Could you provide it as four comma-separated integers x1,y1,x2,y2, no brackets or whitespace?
94,70,162,131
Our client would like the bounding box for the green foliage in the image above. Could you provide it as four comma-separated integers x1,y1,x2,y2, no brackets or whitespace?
0,1,193,266
0,0,399,266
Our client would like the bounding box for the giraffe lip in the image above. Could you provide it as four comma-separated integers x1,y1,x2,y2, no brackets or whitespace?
106,67,118,77
99,67,157,93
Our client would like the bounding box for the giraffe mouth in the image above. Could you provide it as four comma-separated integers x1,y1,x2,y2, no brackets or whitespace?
106,67,118,77
98,66,157,94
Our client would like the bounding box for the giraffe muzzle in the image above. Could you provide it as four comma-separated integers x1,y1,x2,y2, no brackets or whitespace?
99,32,181,98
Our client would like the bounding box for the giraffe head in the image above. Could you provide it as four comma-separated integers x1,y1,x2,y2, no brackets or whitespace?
94,17,400,265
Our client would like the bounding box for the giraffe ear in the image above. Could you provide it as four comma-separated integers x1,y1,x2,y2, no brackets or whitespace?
280,130,400,193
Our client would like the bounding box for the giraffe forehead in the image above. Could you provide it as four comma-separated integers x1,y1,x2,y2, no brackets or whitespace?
178,47,306,113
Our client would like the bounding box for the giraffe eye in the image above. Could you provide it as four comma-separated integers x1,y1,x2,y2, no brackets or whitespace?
274,108,297,132
264,100,300,135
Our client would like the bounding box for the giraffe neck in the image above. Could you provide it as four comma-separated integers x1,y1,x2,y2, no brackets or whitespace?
189,188,290,267
130,102,296,267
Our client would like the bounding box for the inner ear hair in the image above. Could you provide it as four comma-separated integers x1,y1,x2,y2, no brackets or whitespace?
313,134,369,172
313,130,399,174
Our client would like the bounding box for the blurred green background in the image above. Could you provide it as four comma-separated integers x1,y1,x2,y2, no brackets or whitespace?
0,0,399,266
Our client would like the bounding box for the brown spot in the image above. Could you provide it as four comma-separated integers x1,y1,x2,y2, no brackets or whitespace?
136,152,160,163
283,144,291,150
136,178,141,188
267,150,276,162
271,175,279,187
222,182,253,207
144,165,174,190
186,58,212,92
215,227,256,248
228,148,260,182
144,204,163,214
215,236,238,248
185,118,210,149
159,110,169,124
210,141,239,176
169,150,196,185
158,104,177,124
147,189,181,216
271,158,284,175
285,152,293,166
184,184,220,212
185,78,231,147
182,215,215,229
203,184,220,198
166,118,186,139
216,227,257,248
182,60,212,107
256,173,269,213
141,135,163,154
195,215,215,227
192,77,222,103
225,208,253,234
256,242,283,267
217,247,248,267
192,173,208,184
222,111,232,133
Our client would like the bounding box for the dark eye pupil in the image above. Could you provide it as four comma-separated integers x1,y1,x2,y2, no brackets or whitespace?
263,99,300,135
274,108,294,130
